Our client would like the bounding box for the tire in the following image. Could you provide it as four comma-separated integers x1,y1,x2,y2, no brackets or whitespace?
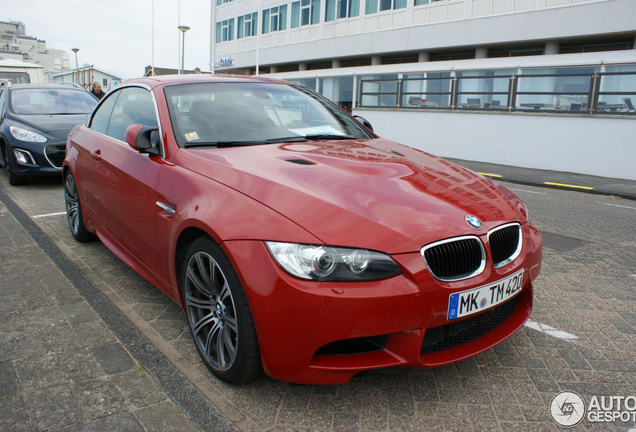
182,236,262,383
64,172,95,242
2,145,28,186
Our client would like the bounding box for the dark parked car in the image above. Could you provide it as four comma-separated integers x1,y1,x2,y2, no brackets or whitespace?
0,83,98,185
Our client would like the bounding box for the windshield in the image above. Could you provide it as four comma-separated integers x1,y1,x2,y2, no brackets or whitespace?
164,82,373,147
10,88,98,115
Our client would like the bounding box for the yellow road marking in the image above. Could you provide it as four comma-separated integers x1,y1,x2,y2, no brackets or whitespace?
544,182,594,190
478,172,503,178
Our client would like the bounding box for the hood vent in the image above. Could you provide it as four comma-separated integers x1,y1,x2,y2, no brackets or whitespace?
285,158,316,166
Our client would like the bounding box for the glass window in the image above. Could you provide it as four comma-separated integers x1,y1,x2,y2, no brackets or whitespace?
326,0,360,20
238,12,258,38
263,5,286,33
0,72,30,84
90,91,120,134
288,78,317,90
102,78,108,86
291,0,319,27
368,0,404,12
414,0,429,5
365,0,378,14
598,65,636,110
10,88,98,115
318,76,354,113
105,87,157,142
359,75,399,107
216,18,235,42
216,0,233,5
164,82,373,147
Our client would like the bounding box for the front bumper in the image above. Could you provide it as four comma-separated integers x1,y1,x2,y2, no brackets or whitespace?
223,222,542,384
8,141,64,177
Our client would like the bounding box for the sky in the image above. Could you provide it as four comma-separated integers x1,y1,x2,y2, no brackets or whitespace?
4,0,213,80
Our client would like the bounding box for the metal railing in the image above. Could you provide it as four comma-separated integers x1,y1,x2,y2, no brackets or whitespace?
358,71,636,115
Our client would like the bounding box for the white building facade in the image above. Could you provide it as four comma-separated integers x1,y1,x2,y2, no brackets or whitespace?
51,66,122,92
212,0,636,75
210,0,636,180
0,21,70,71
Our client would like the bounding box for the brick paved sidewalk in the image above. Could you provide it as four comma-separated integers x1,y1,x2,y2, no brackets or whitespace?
0,198,236,432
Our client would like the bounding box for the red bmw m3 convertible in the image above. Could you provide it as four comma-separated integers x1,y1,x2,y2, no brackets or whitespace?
63,75,542,385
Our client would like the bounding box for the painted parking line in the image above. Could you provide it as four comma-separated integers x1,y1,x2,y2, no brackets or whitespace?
478,172,503,178
33,211,66,218
598,202,636,210
509,188,547,195
543,181,594,191
524,320,578,340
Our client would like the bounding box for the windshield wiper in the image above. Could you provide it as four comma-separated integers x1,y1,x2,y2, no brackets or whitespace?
304,134,356,141
184,141,268,148
264,134,356,143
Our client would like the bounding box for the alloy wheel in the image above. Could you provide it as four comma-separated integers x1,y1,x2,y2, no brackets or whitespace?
64,174,80,236
184,251,239,372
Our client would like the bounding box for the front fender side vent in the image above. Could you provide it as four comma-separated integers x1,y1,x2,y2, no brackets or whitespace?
285,158,316,165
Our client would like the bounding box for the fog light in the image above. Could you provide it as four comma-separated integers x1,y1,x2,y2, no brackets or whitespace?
13,149,35,165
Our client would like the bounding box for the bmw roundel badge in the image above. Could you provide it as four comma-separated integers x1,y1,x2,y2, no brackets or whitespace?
465,215,483,230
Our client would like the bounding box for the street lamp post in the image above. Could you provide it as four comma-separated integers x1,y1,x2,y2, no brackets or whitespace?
178,25,190,74
71,48,79,85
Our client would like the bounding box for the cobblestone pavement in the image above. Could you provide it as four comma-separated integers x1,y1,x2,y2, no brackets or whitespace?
0,201,205,431
1,175,635,432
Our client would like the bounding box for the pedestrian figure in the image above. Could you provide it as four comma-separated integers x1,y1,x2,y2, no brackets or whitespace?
90,82,105,100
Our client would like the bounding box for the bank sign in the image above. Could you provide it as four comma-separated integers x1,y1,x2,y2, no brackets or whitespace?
215,57,234,68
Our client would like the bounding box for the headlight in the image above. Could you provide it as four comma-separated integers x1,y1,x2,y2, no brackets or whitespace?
9,126,47,143
266,242,402,281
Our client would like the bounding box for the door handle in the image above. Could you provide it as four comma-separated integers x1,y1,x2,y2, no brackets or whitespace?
91,149,102,161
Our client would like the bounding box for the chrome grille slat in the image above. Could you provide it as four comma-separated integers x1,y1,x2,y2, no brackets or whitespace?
488,223,523,268
421,236,485,282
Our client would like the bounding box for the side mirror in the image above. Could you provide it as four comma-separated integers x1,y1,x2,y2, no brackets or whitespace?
353,115,374,132
124,124,161,156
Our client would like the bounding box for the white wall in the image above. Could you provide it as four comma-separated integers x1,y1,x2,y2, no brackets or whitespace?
352,109,636,181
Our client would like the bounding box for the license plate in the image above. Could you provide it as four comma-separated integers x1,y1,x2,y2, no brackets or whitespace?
447,270,524,320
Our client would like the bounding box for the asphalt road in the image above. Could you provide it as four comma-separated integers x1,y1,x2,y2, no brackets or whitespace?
1,173,635,432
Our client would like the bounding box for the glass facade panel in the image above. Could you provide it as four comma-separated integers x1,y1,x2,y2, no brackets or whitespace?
359,75,399,107
365,0,378,14
598,65,636,110
216,18,235,42
318,76,354,112
289,78,317,90
325,0,336,21
292,0,319,27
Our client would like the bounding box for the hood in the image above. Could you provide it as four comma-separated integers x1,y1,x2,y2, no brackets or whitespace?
176,139,525,254
9,114,90,143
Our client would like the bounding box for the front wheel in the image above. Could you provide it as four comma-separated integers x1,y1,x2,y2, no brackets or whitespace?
182,236,262,383
64,172,95,242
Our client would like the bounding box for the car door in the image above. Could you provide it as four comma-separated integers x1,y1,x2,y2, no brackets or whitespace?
83,85,162,272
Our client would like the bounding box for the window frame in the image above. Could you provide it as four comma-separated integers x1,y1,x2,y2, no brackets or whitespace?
88,84,165,158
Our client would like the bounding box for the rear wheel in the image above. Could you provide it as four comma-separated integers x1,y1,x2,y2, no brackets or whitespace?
64,172,95,242
2,145,28,186
182,236,262,383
